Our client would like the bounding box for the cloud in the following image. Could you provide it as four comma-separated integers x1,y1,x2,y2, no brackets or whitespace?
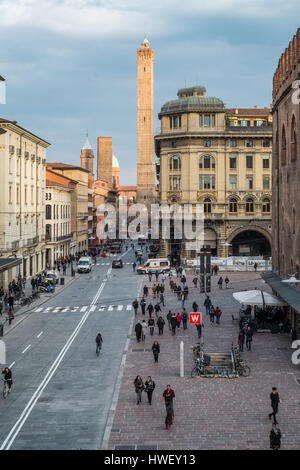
0,0,299,39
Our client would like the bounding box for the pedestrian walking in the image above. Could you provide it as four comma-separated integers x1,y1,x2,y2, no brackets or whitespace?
196,322,202,339
152,284,156,299
270,425,281,450
171,314,177,336
269,387,281,425
152,340,160,362
144,376,155,405
163,384,175,417
157,316,165,335
143,285,149,297
165,405,173,430
135,321,142,342
182,309,188,330
148,317,155,336
159,292,165,307
176,312,182,329
218,277,223,289
215,306,222,325
155,272,159,282
225,276,229,288
204,295,211,315
134,376,144,405
238,330,245,352
209,305,215,324
181,292,185,308
133,262,137,272
192,301,198,313
214,265,219,276
148,273,152,282
192,277,198,288
245,326,253,351
141,319,147,341
167,310,172,330
132,298,139,316
147,303,154,318
140,297,146,315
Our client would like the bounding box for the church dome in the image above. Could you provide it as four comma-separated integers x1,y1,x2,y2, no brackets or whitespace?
159,86,225,116
112,154,119,168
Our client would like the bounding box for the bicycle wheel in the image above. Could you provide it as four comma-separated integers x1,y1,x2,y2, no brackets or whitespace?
241,366,251,377
3,383,9,399
191,366,201,378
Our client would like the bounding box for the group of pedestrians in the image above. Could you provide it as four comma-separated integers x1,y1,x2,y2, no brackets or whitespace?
203,295,222,325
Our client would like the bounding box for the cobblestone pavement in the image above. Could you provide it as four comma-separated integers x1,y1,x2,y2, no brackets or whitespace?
107,271,300,450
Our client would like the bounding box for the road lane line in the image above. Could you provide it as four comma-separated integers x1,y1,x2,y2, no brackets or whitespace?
22,345,31,354
37,331,43,339
90,305,96,312
1,267,111,450
9,362,15,368
34,307,43,313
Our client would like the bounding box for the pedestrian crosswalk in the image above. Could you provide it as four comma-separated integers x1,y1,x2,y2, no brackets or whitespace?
96,262,136,266
34,304,133,314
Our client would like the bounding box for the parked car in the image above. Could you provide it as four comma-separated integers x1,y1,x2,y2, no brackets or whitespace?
112,259,123,269
45,270,59,285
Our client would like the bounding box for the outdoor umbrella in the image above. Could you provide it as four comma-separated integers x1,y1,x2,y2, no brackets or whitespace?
233,290,286,307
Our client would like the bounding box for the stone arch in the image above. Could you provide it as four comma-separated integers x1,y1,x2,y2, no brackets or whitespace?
227,224,272,246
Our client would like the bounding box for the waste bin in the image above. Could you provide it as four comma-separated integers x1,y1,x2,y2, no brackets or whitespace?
0,323,4,337
60,277,65,286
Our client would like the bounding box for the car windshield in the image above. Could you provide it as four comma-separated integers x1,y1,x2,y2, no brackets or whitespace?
79,261,89,265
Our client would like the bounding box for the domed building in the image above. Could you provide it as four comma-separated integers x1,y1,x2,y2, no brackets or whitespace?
155,86,272,263
112,153,120,189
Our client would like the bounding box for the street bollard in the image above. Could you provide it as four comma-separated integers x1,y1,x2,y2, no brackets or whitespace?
180,340,184,377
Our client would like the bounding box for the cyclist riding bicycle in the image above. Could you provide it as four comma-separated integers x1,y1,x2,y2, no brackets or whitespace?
95,333,103,355
2,367,13,391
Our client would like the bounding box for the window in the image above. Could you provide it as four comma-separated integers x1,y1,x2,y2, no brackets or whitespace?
263,139,270,148
173,116,181,129
229,198,237,213
230,140,237,147
199,155,215,169
204,115,210,127
169,175,181,190
46,224,51,240
230,175,237,190
25,186,28,205
263,175,270,190
262,198,271,213
171,141,177,148
170,155,181,170
246,198,254,213
263,155,270,169
239,120,250,127
31,186,34,205
203,139,211,147
203,198,211,213
281,125,287,166
254,120,264,127
292,208,296,234
46,204,52,220
9,185,12,204
246,176,253,190
16,186,19,204
291,115,297,162
246,140,254,148
199,175,215,190
246,155,253,169
9,157,12,174
211,115,215,127
199,115,203,127
169,117,172,129
230,155,237,169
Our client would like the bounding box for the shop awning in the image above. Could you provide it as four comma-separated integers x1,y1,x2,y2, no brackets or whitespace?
262,271,300,314
0,258,22,273
233,289,286,307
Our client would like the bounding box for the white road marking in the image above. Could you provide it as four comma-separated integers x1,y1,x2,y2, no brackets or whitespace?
117,305,123,311
0,267,110,450
62,307,69,312
22,345,31,354
52,307,62,313
126,305,132,310
8,362,15,369
80,306,88,312
70,307,79,312
108,305,114,311
99,306,105,311
90,305,96,312
37,331,43,339
34,307,43,313
44,307,52,313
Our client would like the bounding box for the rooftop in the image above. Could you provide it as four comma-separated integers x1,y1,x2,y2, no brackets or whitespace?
159,86,225,116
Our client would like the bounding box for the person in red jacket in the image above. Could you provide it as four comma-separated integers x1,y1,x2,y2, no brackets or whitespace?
215,306,222,325
176,312,182,329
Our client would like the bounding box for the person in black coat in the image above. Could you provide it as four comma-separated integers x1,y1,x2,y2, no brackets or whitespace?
157,316,165,335
134,376,144,404
170,314,177,336
152,341,160,362
192,301,198,313
148,317,155,336
144,376,155,405
147,303,154,318
135,321,142,342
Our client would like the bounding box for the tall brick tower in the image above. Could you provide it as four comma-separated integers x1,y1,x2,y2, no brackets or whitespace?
80,132,94,175
137,37,156,207
97,137,113,186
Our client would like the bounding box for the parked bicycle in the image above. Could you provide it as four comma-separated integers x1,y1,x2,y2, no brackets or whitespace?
236,360,251,377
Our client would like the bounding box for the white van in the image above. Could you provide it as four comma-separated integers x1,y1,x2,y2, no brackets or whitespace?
137,258,170,275
77,256,92,273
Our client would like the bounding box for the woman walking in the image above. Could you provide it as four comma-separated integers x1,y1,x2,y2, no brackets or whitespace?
141,319,147,342
144,376,155,405
157,316,165,335
148,317,155,336
152,340,160,362
134,376,144,405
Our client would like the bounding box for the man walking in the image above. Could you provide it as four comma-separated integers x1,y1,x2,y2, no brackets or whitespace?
163,384,175,417
269,387,281,425
144,376,155,405
245,326,253,351
147,303,154,319
204,295,211,315
132,298,139,316
135,321,142,343
140,297,146,316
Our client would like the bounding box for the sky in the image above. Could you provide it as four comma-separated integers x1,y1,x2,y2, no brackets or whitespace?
0,0,300,185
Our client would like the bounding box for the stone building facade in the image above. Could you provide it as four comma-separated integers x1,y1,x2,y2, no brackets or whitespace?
272,28,300,277
0,118,49,286
137,37,156,206
155,86,273,262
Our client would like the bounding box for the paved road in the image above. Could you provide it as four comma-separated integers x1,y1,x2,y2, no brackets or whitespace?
0,245,143,450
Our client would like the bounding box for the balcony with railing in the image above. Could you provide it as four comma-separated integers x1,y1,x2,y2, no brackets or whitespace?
26,236,39,247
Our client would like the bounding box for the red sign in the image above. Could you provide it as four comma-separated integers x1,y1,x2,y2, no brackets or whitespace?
189,312,202,324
